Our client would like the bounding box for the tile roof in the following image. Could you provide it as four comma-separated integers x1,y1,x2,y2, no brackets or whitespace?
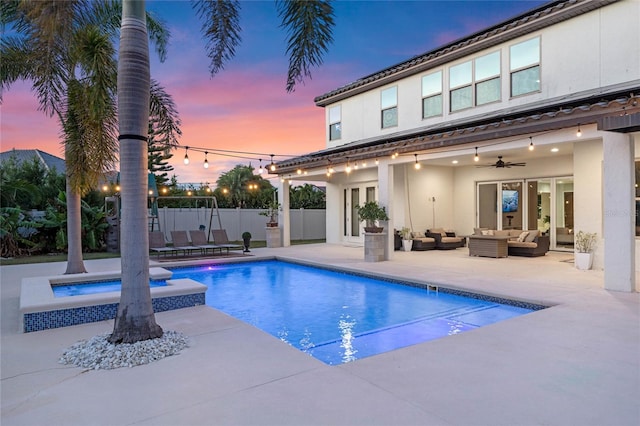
314,0,618,106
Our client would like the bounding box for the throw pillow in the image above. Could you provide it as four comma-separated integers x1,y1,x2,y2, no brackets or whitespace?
525,231,538,242
481,230,491,236
411,231,423,238
517,231,529,242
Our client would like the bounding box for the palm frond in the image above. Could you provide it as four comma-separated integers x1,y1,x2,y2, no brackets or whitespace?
277,0,334,92
193,0,242,75
149,79,182,148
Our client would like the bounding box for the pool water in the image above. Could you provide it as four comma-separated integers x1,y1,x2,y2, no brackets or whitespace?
52,280,167,297
168,261,538,365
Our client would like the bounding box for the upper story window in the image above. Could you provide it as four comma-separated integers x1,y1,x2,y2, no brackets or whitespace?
329,105,341,141
381,86,398,128
510,37,540,97
422,71,442,118
449,61,472,112
475,51,501,105
450,51,501,112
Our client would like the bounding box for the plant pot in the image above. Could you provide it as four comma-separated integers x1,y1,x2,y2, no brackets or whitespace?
364,226,384,233
266,222,278,228
575,252,593,270
402,239,413,251
243,238,251,253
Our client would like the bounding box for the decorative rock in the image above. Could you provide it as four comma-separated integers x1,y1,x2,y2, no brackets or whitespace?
59,330,188,370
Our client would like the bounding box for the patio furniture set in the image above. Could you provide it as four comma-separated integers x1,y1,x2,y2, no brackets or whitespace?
395,227,550,258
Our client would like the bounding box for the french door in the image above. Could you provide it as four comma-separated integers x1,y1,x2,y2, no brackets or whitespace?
477,177,574,251
343,184,376,244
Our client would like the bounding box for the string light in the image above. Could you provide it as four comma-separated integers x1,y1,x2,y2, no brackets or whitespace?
270,154,277,171
414,154,421,170
203,151,209,168
354,161,359,170
474,147,479,162
528,137,534,151
297,168,302,175
183,146,190,165
375,158,379,165
576,124,582,137
345,157,352,174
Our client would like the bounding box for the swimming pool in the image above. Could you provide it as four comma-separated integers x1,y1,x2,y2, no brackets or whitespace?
168,260,542,365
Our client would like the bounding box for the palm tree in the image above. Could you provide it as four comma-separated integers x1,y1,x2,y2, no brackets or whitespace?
0,0,172,275
114,0,335,344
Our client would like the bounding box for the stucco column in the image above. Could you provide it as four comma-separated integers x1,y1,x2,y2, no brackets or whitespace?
377,159,394,260
602,132,635,292
278,178,291,247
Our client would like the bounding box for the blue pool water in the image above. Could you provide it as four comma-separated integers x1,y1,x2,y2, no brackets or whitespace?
167,260,538,364
53,280,167,297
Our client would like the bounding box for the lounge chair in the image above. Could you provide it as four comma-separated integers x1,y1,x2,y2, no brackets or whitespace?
149,231,177,258
425,228,464,250
170,230,199,256
189,230,223,255
211,229,242,253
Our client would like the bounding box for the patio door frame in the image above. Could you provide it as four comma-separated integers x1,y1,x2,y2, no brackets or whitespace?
476,176,574,251
342,182,377,244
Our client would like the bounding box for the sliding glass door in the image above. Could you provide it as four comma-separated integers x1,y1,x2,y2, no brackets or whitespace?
343,184,377,244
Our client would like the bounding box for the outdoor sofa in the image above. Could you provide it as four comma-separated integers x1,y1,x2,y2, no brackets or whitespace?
472,228,550,257
425,228,465,250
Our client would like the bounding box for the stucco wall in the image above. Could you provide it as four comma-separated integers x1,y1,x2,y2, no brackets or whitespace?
324,0,639,148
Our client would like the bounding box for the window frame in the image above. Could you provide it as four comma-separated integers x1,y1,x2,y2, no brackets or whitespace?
509,37,541,98
328,105,342,141
474,51,501,106
381,86,398,129
449,61,473,112
422,71,443,119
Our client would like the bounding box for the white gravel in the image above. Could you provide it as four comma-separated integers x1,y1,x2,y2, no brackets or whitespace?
59,330,188,370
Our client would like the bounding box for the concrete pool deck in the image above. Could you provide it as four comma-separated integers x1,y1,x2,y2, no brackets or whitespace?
1,244,639,425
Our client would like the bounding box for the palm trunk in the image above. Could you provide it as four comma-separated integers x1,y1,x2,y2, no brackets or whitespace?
64,177,87,274
109,0,162,344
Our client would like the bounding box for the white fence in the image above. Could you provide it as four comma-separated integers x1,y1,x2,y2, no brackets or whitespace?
154,207,326,242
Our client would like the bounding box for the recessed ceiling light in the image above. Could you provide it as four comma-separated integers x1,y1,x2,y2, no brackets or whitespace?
551,147,559,153
452,160,458,164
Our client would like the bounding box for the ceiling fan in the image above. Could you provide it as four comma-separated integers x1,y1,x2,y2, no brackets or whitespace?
477,156,526,168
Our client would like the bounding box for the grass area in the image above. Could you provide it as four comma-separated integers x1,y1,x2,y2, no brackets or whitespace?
0,239,326,266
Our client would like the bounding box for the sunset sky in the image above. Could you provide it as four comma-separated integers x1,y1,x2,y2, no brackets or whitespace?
1,0,546,185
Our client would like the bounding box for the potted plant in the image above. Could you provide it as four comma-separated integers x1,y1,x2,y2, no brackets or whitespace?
259,200,281,227
241,231,251,253
400,227,413,251
355,201,390,233
574,230,597,270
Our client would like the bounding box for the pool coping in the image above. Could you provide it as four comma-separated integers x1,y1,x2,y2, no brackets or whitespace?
19,267,207,333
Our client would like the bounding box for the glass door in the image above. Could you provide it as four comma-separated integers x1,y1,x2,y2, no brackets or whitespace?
555,178,574,251
477,183,498,229
343,185,377,244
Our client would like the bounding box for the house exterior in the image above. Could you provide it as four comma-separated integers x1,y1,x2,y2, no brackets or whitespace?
0,149,66,174
274,0,639,292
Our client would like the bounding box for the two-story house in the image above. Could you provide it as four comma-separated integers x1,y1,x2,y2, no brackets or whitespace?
273,0,639,292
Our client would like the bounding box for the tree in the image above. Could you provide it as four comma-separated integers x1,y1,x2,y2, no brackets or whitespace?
110,0,334,343
290,183,326,209
1,1,176,276
148,80,181,187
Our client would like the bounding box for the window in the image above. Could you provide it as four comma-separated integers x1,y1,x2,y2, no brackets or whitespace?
475,51,501,105
449,52,501,112
510,37,540,97
422,71,442,118
381,86,397,128
449,61,472,111
329,105,341,141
